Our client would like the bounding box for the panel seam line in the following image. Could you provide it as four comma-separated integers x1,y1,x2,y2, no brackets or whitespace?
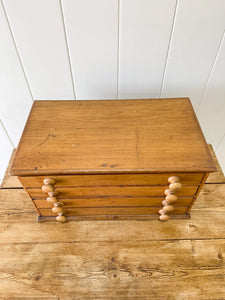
1,0,34,102
59,0,77,100
117,0,120,99
159,0,179,98
196,30,225,113
0,119,15,148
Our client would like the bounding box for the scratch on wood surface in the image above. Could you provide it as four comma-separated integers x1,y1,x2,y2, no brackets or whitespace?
37,134,56,146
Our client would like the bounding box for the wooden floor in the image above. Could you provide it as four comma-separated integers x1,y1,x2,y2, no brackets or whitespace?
0,145,225,300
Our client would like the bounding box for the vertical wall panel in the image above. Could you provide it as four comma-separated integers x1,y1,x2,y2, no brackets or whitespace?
216,134,225,175
0,1,32,146
161,0,225,110
62,0,118,100
3,0,74,100
119,0,177,99
0,121,13,185
197,34,225,148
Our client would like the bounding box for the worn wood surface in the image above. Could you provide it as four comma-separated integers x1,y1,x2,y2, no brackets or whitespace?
2,144,222,188
28,185,199,199
0,145,224,299
34,197,193,208
10,99,216,175
19,172,204,187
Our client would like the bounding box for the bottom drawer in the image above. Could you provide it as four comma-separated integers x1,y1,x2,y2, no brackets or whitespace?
34,197,193,208
39,206,188,216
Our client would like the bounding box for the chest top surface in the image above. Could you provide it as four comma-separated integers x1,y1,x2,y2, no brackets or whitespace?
11,98,216,176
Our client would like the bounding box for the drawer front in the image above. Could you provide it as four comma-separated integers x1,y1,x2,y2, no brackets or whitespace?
34,197,193,208
28,186,198,199
20,173,204,187
39,206,188,216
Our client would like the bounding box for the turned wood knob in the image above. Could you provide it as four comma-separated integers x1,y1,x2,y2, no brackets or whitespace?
164,189,174,196
159,214,170,221
168,176,182,191
43,178,55,185
47,196,58,203
42,184,54,193
162,205,174,213
168,176,180,184
52,206,64,214
162,200,170,206
56,213,67,223
53,201,64,207
48,191,59,197
52,202,64,214
165,194,178,203
169,182,182,190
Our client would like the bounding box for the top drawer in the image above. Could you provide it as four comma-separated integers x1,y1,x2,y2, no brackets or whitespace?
19,173,204,188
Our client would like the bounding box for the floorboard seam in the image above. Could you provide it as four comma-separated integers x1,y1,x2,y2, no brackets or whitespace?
1,237,225,245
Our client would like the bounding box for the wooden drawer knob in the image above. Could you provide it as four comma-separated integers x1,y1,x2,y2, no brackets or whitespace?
162,200,174,206
42,184,54,193
47,196,58,203
56,213,67,223
52,202,64,214
52,206,64,214
169,182,182,190
162,205,174,213
159,214,170,221
164,189,174,196
168,176,180,184
42,178,56,193
43,178,55,185
165,194,177,203
53,201,64,207
48,191,59,197
168,176,182,191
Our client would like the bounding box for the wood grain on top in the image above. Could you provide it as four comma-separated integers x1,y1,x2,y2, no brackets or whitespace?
10,99,216,175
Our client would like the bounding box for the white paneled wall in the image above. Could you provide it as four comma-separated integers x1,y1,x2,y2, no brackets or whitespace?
197,33,225,148
161,0,225,110
62,0,118,99
119,0,177,99
3,0,75,100
0,0,32,146
216,134,225,173
0,120,13,183
0,0,225,184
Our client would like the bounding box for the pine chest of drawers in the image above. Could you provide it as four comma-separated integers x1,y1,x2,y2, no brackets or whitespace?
10,98,216,222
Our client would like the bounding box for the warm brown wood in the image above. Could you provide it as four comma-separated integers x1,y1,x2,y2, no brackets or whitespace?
2,144,220,189
8,99,217,221
10,99,216,175
38,214,190,221
0,149,22,188
52,202,64,214
186,172,209,214
165,194,177,202
56,214,67,223
162,205,174,213
43,178,55,185
19,172,204,187
42,184,54,193
169,181,182,190
159,213,170,221
1,184,225,240
168,175,180,183
46,196,58,203
28,185,199,199
39,206,188,217
0,239,225,299
34,197,193,208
